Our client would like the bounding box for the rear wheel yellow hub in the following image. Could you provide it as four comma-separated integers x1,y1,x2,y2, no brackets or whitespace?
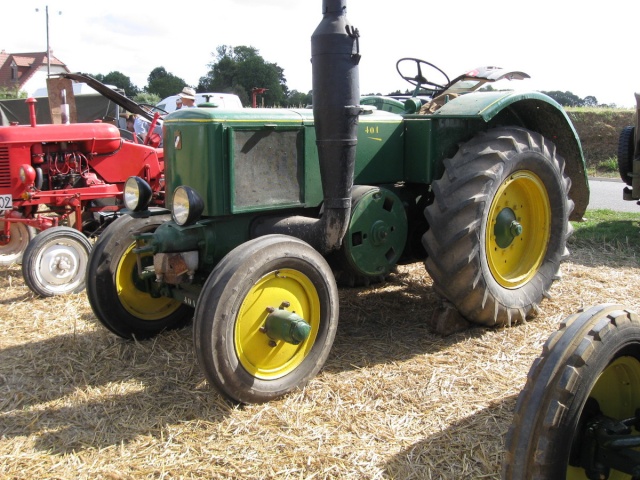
234,269,320,380
486,171,551,288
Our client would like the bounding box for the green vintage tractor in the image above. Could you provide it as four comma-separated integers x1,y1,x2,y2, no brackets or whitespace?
85,0,589,404
502,96,640,479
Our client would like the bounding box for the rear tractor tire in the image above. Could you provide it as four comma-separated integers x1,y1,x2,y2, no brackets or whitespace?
503,304,640,479
424,127,574,327
21,226,92,296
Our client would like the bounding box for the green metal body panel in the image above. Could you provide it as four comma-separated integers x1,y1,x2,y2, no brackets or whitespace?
163,108,406,215
149,214,257,271
360,96,406,114
343,186,408,276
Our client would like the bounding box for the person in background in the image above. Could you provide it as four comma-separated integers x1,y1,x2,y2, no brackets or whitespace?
175,97,183,110
126,115,135,132
133,114,163,147
179,87,198,108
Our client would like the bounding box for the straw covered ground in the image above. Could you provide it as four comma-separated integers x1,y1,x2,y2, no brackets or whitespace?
1,224,640,479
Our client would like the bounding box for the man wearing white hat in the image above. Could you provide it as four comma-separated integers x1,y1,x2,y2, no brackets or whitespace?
179,87,198,108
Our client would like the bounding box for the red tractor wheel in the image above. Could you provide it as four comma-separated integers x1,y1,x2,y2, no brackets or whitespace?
0,217,36,266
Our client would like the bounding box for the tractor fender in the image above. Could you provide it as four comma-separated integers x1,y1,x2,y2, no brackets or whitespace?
435,91,589,220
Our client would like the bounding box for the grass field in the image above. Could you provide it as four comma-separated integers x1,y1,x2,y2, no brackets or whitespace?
1,209,639,479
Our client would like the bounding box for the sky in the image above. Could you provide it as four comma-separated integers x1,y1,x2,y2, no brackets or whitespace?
3,0,639,108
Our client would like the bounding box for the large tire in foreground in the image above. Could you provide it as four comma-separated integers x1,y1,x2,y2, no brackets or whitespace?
193,234,339,404
424,127,574,327
22,226,92,296
503,305,640,479
0,217,36,266
86,214,193,339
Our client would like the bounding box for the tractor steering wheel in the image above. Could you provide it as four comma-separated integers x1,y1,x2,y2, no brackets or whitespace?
396,58,451,91
138,104,168,116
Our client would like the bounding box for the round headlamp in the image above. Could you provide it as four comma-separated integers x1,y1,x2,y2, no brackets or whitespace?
124,176,153,211
19,164,36,186
172,186,204,226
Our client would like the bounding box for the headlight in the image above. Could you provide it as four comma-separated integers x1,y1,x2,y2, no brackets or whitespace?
19,164,36,185
172,186,204,226
124,176,153,211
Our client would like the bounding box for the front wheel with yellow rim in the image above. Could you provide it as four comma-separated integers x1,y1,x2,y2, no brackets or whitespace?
503,305,640,479
86,213,193,339
193,234,339,404
424,127,574,327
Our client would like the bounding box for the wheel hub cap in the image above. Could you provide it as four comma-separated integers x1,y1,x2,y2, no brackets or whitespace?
263,304,311,345
494,208,523,248
40,246,81,284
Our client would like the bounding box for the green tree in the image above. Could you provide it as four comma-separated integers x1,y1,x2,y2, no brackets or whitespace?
133,92,161,106
198,45,288,107
146,67,188,100
540,91,609,108
583,96,598,107
542,90,584,107
92,71,139,97
284,90,312,108
0,86,26,99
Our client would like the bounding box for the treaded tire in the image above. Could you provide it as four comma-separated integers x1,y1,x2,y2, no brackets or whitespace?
86,214,193,339
193,234,339,404
423,127,574,327
618,125,635,186
502,304,640,479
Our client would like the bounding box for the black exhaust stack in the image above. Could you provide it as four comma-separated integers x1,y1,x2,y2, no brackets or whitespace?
252,0,361,253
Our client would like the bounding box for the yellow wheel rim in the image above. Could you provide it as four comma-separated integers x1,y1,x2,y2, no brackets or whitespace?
567,356,640,479
486,171,551,288
115,242,183,320
234,269,320,380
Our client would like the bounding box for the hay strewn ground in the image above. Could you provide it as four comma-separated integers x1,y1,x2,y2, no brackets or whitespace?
1,238,639,479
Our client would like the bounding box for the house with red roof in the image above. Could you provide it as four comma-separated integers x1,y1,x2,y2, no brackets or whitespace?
0,50,69,96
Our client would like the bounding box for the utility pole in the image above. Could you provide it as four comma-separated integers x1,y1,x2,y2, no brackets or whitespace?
36,6,61,77
45,6,50,76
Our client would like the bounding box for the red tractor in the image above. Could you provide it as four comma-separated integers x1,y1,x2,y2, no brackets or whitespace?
0,73,165,296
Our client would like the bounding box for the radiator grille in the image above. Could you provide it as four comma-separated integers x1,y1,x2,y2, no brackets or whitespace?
0,147,10,188
233,130,302,209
